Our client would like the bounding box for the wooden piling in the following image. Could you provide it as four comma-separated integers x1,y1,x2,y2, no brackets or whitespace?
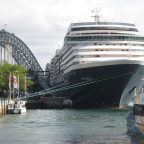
0,100,1,116
1,100,3,116
0,98,9,117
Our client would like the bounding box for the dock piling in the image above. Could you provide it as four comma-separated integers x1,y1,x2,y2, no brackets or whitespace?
0,98,9,116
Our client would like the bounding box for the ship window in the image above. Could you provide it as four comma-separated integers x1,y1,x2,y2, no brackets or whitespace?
71,27,138,32
67,35,144,43
95,55,100,57
133,104,143,116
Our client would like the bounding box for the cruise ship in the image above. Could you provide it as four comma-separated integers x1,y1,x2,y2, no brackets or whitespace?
46,17,144,108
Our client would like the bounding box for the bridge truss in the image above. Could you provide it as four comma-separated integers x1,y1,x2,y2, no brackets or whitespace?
0,29,48,89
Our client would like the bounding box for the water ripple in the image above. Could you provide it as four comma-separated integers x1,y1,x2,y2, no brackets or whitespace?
0,109,136,144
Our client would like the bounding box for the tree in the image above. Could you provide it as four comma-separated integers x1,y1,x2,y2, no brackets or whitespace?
0,61,33,92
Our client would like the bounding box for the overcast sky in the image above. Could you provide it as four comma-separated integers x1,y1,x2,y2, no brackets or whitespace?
0,0,144,69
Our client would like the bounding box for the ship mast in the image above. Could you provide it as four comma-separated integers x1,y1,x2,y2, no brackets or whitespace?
91,8,100,24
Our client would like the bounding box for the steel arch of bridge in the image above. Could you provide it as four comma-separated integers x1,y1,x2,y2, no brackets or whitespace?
0,29,48,89
0,29,43,74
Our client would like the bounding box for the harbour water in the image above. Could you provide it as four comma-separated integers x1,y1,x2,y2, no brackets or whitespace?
0,108,140,144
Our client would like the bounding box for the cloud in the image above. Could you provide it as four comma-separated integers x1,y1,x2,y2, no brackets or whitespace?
0,0,144,69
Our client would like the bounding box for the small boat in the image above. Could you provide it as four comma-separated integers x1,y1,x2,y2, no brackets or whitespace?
127,88,144,138
127,104,144,135
7,100,26,114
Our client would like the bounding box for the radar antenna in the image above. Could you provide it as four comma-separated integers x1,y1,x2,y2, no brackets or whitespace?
91,8,100,23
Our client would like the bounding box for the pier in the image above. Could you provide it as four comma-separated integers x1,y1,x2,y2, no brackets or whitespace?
26,97,72,109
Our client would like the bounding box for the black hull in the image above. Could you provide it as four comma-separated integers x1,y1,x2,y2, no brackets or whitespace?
51,64,143,108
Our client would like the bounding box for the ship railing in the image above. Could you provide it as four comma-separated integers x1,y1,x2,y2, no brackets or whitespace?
71,22,135,27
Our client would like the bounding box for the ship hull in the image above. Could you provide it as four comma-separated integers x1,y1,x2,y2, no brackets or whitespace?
51,64,143,108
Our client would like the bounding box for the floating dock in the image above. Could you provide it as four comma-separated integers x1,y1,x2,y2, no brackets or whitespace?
26,97,72,109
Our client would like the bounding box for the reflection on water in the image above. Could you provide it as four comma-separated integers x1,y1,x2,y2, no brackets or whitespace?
0,108,141,144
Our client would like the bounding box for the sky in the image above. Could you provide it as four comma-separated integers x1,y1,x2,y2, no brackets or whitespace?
0,0,144,69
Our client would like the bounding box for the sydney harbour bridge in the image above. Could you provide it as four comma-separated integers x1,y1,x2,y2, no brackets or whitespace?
0,29,49,90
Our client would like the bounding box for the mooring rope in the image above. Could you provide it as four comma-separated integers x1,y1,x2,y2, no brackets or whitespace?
16,71,133,100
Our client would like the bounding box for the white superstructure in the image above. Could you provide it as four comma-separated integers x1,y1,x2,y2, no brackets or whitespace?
48,21,144,86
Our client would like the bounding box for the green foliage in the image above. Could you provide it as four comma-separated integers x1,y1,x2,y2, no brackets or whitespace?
0,61,33,91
